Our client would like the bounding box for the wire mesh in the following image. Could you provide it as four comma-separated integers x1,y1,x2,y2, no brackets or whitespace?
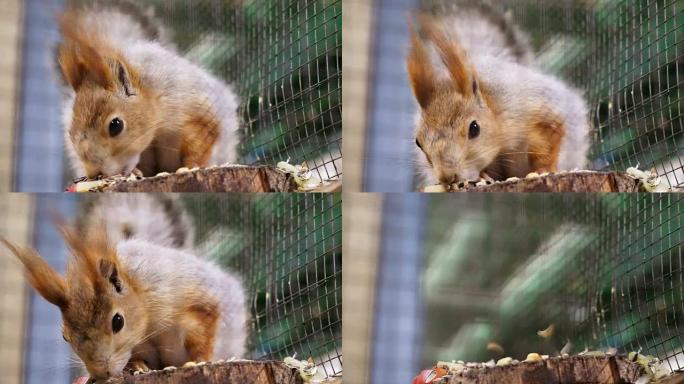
357,0,683,191
10,0,341,191
151,0,342,181
179,193,343,376
366,194,684,382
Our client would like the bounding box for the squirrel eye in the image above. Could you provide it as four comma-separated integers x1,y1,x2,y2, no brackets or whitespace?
112,313,124,333
468,120,480,139
415,138,423,150
109,118,124,138
62,333,69,342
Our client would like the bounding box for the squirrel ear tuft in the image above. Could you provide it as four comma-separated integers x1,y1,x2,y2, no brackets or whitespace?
407,16,436,109
57,11,115,91
422,19,475,98
0,238,68,310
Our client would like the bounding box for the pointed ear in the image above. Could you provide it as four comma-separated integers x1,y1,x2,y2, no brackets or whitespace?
99,259,122,293
406,17,436,109
108,58,138,97
422,19,476,98
57,11,114,91
1,238,68,310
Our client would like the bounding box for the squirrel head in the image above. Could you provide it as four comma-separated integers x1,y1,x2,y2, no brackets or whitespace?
1,223,148,381
407,16,502,185
57,10,159,178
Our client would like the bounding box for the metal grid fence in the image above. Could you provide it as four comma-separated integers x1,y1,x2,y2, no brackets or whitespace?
10,0,341,191
180,193,342,376
365,194,684,383
357,0,682,191
152,0,342,181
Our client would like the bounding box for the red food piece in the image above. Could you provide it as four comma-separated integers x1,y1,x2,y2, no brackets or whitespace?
413,366,447,384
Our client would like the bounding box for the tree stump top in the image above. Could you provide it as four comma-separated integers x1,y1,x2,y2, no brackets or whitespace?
109,360,304,384
423,171,644,193
69,165,298,193
442,355,647,384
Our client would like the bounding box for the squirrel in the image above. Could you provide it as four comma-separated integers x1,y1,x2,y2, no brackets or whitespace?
407,7,590,186
0,196,247,382
57,2,239,178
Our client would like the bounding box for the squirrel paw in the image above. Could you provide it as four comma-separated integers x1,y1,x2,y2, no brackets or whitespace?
129,360,150,374
479,172,495,183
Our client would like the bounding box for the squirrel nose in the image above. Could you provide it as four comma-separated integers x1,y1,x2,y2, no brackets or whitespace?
438,174,456,185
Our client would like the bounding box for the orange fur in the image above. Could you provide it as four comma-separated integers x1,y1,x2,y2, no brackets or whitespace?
407,19,436,109
181,297,220,361
180,110,220,168
421,18,476,97
527,114,565,173
0,238,68,309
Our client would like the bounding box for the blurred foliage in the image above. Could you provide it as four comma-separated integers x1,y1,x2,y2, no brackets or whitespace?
181,194,341,373
149,0,342,176
420,194,684,372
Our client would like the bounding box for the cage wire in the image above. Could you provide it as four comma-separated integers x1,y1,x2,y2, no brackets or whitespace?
360,0,682,191
181,193,342,376
122,0,342,181
413,194,684,373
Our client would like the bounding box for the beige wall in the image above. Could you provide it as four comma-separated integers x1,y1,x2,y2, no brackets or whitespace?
342,193,383,384
0,0,22,191
0,194,34,384
342,0,373,192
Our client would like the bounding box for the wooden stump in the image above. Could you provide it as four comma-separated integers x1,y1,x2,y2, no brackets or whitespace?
109,361,304,384
429,171,643,193
443,356,646,384
100,166,297,192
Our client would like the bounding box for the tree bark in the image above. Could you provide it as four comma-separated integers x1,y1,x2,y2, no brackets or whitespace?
453,172,641,192
443,356,647,384
102,166,297,192
109,361,304,384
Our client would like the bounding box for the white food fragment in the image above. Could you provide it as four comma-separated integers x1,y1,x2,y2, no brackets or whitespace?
156,172,171,177
75,180,108,192
424,185,447,193
496,357,513,366
283,356,326,383
505,177,520,183
476,179,488,187
525,353,543,362
526,172,541,179
182,361,197,368
176,167,191,174
163,366,177,372
276,159,323,191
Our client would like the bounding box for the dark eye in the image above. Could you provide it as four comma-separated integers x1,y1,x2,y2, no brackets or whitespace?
415,138,423,150
112,313,124,333
109,118,124,137
468,120,480,139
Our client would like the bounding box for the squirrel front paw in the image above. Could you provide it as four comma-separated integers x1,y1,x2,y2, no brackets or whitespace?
128,360,150,375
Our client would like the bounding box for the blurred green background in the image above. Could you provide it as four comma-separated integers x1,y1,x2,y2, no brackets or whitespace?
420,194,684,371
